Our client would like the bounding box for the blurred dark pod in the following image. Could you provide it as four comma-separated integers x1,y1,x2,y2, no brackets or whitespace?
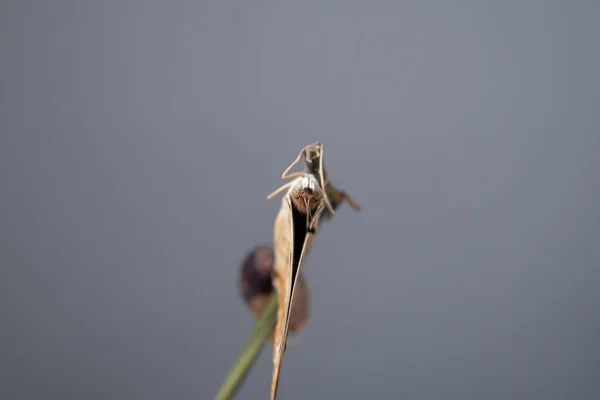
240,246,309,339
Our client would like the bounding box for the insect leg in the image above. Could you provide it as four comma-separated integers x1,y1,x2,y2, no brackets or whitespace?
309,202,326,232
340,190,361,211
317,143,336,215
266,180,295,200
281,142,321,180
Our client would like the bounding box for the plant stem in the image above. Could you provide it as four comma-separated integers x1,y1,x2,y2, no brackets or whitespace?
214,293,278,400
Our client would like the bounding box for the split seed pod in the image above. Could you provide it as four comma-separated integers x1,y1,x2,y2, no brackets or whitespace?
267,174,326,400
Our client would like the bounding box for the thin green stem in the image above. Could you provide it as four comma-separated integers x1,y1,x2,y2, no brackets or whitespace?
214,293,278,400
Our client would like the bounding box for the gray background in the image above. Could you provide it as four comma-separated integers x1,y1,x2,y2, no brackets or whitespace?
1,1,599,399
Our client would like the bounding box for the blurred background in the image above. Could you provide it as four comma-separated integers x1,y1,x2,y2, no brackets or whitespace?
1,1,599,399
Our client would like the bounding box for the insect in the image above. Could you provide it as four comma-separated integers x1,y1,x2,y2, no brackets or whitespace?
265,142,359,400
274,142,361,220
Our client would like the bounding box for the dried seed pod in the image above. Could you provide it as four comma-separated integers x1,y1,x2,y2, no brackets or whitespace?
240,246,309,339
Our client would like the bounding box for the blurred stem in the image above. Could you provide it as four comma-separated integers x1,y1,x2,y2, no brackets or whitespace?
214,292,278,400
